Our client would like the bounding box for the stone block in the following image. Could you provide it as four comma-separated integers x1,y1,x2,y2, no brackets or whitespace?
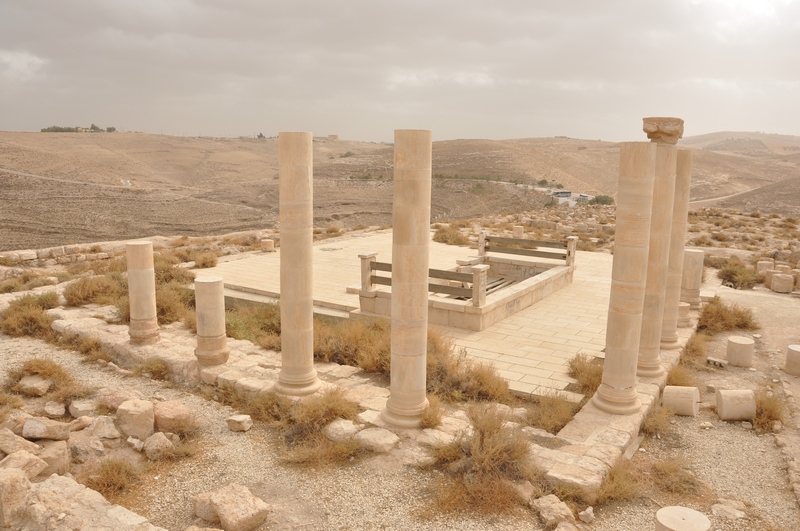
354,428,399,453
0,468,29,527
194,491,220,523
116,399,155,440
716,389,756,421
22,418,71,441
0,428,41,456
0,450,48,478
36,440,69,477
209,483,270,531
87,416,121,439
531,494,576,527
16,374,52,397
44,401,66,419
322,419,359,442
226,415,253,432
771,273,794,293
143,432,174,460
153,400,193,433
102,389,145,411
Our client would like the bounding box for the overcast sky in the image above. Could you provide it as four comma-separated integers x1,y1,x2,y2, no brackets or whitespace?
1,0,798,142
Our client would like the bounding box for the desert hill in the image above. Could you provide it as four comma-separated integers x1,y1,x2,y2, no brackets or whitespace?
1,130,799,251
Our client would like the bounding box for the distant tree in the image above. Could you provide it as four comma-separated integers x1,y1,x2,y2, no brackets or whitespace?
340,151,355,158
589,195,614,205
555,183,564,189
89,123,102,132
41,125,78,132
106,126,116,132
537,179,549,186
257,132,265,139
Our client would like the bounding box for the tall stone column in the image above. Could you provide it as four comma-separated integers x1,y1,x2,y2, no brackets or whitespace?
592,142,656,415
194,276,230,366
382,129,432,428
637,118,682,377
661,148,693,349
681,249,704,309
276,132,321,396
126,241,159,344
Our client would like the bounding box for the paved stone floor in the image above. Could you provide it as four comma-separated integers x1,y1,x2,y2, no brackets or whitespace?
205,230,613,401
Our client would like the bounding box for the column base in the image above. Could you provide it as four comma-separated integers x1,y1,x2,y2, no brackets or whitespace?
660,336,680,350
195,347,230,367
637,360,665,378
592,383,642,415
381,397,429,428
275,373,322,397
129,318,159,345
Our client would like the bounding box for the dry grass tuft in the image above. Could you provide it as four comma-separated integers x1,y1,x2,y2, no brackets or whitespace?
138,358,170,381
5,358,93,403
84,458,140,498
63,335,113,363
193,252,218,268
568,353,603,395
0,390,24,423
753,387,787,433
424,404,534,515
649,457,706,496
642,405,675,437
419,395,443,429
681,333,710,366
283,388,360,443
698,297,759,334
525,391,580,434
595,458,639,504
63,275,126,306
226,302,281,351
716,257,759,289
432,225,470,246
666,364,698,388
0,299,58,341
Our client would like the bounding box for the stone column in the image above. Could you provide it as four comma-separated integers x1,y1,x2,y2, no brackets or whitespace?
681,249,704,309
194,276,230,366
382,129,432,428
592,142,656,415
471,264,490,307
637,118,681,377
126,241,159,344
276,132,321,396
660,149,693,350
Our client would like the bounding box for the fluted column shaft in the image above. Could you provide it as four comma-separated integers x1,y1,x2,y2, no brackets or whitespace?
382,129,432,428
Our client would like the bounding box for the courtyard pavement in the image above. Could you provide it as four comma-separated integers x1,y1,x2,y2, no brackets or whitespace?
205,230,612,401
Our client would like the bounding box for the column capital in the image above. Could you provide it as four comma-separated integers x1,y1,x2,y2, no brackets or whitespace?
643,117,684,144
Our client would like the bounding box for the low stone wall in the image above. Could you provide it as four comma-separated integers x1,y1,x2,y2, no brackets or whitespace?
0,243,125,268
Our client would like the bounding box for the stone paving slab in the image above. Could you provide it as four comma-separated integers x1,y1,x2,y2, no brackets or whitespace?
205,230,615,402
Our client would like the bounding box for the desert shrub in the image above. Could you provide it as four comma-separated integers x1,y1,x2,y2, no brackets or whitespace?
641,405,675,437
0,390,24,423
226,302,282,350
680,333,710,366
425,404,535,515
666,364,698,388
427,341,511,403
314,317,391,372
432,226,469,246
567,353,603,394
589,195,614,205
84,458,140,497
698,297,759,333
0,293,59,340
59,334,113,363
753,387,786,433
64,275,126,306
595,459,638,504
193,252,218,268
689,235,713,247
138,358,170,381
155,284,191,325
716,257,758,289
525,391,580,434
649,458,706,496
4,358,92,402
153,254,195,285
419,395,443,429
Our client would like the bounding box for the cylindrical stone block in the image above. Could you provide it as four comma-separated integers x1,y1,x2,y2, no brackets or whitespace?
726,336,754,367
771,273,794,293
661,149,692,350
655,506,710,531
512,225,524,239
756,259,774,276
677,302,691,327
261,238,275,252
382,130,433,428
763,269,779,290
680,249,704,309
194,276,230,366
276,132,321,396
126,241,159,344
592,141,656,415
662,385,700,416
638,143,677,377
785,345,800,377
716,389,756,421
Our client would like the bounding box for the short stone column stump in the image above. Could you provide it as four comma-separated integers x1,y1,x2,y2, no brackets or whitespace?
726,336,754,368
261,238,275,252
716,389,756,421
771,273,794,293
784,344,800,377
677,302,691,327
655,506,710,531
662,386,699,416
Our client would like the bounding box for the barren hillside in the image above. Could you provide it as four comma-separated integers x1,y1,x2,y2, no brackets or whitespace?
1,130,799,251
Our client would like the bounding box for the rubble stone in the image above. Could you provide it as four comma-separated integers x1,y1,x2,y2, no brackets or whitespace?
22,417,71,441
226,415,253,432
116,399,155,440
0,450,48,478
143,432,174,460
154,400,193,433
531,494,576,527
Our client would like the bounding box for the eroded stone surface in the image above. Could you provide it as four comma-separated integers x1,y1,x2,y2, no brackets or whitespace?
354,427,400,453
207,483,270,531
116,399,155,440
531,494,576,527
642,117,684,144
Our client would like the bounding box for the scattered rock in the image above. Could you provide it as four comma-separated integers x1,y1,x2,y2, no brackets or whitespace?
578,506,595,523
102,389,145,411
154,400,193,433
699,421,714,430
116,399,155,440
742,421,753,429
226,415,253,433
69,415,94,432
354,428,399,453
0,468,29,528
87,416,121,440
68,398,96,418
554,522,579,531
322,419,359,442
0,450,48,479
16,374,52,397
712,499,747,519
127,436,145,452
196,483,270,531
43,401,66,419
68,435,106,464
531,494,576,527
143,432,174,460
193,491,220,523
22,417,71,441
37,440,70,477
0,427,41,456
